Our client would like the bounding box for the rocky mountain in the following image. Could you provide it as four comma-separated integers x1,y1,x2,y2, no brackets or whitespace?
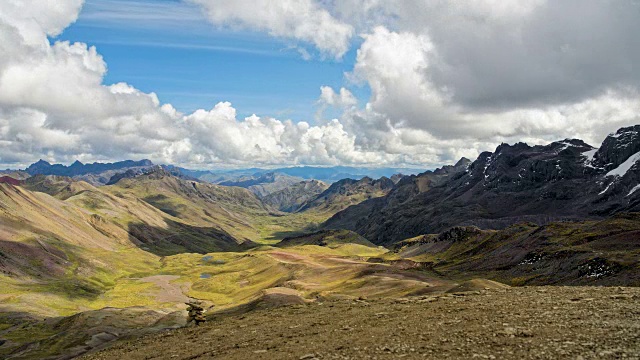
300,176,396,215
179,166,423,184
262,179,329,212
23,174,96,200
21,159,156,186
0,176,23,185
272,166,422,183
106,165,200,186
218,172,305,197
105,168,147,185
390,173,405,184
110,166,274,243
325,125,640,245
3,127,640,360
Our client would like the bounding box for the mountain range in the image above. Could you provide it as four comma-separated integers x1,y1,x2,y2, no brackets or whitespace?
325,126,640,245
1,125,639,359
23,160,418,184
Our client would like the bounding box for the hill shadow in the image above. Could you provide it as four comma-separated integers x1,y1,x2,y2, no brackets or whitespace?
263,229,310,242
127,220,257,256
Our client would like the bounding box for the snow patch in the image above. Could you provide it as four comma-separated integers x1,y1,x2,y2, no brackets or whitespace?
627,184,640,197
556,140,580,153
483,156,492,180
599,181,614,195
608,129,638,141
483,156,492,174
606,151,640,177
582,148,597,162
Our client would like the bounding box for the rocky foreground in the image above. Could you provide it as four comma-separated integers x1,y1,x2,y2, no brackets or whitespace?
85,286,640,360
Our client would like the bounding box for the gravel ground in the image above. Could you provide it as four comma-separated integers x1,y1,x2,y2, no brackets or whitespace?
85,286,640,360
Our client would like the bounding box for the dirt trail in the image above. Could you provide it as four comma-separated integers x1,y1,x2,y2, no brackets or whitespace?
85,286,640,360
139,275,190,304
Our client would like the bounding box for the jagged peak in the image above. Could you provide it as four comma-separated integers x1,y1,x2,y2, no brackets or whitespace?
139,159,153,165
608,125,640,139
494,142,531,154
551,138,593,148
454,157,472,167
145,165,174,177
32,159,51,166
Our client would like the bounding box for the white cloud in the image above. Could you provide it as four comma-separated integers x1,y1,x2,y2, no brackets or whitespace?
319,86,357,108
0,1,406,168
0,1,186,166
183,102,395,166
341,24,640,157
188,0,354,58
0,0,84,44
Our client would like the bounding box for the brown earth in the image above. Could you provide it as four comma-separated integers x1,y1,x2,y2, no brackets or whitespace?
85,286,640,360
139,275,191,304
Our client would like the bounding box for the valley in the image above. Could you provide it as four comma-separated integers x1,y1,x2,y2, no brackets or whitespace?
1,126,640,359
3,2,640,359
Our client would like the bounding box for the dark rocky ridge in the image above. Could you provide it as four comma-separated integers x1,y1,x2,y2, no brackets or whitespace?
324,125,640,246
26,159,153,177
107,166,199,185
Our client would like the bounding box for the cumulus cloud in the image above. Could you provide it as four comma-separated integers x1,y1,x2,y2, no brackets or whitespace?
2,0,640,169
0,0,400,168
333,1,640,159
387,0,640,110
0,0,188,166
187,0,354,58
318,86,357,108
182,102,392,166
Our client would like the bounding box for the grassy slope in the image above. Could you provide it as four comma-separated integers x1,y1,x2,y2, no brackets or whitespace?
1,240,451,359
276,229,378,248
0,184,162,317
107,174,271,243
0,179,413,359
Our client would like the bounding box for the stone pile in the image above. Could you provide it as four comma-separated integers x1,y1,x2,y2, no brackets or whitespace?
186,301,206,326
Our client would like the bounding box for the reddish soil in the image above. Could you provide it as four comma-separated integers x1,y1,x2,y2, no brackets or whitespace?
0,176,22,186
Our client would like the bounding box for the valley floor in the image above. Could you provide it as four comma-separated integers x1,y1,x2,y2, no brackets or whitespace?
85,286,640,360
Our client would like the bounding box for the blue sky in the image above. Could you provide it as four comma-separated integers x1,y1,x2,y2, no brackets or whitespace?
56,0,367,122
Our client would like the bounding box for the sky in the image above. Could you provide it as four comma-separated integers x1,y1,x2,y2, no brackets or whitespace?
58,0,366,121
0,0,639,169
